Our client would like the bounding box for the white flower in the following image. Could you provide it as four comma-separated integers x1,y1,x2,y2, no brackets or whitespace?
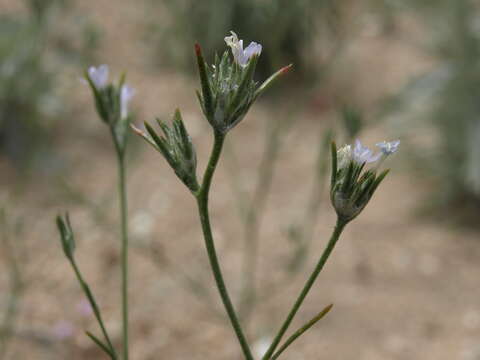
224,31,262,68
87,64,109,90
120,84,135,120
353,139,381,164
337,144,352,169
376,140,400,155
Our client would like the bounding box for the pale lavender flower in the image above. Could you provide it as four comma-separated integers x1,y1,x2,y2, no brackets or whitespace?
353,139,381,164
120,84,135,120
87,64,109,90
224,31,262,67
376,140,400,155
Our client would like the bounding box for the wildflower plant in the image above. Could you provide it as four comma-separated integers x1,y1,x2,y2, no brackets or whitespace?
56,65,134,359
131,33,290,359
57,31,400,360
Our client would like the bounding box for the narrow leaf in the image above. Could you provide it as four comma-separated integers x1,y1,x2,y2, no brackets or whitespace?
330,142,337,191
228,54,259,116
85,331,116,359
130,124,158,150
271,304,334,360
195,43,214,118
144,122,165,149
254,64,292,101
369,169,390,195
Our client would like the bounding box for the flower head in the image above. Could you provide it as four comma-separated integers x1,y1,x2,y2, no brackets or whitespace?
224,31,262,68
353,139,381,164
376,140,400,155
83,65,135,151
87,64,109,90
330,141,391,223
195,34,289,133
120,84,135,120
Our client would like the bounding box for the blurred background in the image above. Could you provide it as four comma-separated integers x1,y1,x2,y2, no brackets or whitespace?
1,0,480,359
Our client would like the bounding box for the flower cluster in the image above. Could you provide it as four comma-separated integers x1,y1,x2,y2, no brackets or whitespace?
84,65,135,151
195,31,291,134
331,139,400,222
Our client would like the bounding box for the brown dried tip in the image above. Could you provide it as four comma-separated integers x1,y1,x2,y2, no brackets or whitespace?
130,123,145,136
280,64,293,74
194,43,202,57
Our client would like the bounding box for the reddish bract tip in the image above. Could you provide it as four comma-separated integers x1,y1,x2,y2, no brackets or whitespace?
280,64,293,74
194,43,202,57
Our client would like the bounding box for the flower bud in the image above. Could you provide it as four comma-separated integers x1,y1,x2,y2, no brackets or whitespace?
84,65,135,152
330,140,395,223
132,109,199,192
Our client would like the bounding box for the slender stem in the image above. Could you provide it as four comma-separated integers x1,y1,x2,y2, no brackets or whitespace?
262,218,347,360
196,131,254,360
70,260,117,358
117,152,129,360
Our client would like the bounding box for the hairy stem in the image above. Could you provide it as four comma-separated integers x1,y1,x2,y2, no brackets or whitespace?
262,218,347,360
196,131,254,360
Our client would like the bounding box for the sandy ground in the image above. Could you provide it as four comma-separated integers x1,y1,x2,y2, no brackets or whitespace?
1,1,480,360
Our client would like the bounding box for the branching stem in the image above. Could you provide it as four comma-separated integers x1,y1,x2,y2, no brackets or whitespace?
262,218,347,360
195,131,254,360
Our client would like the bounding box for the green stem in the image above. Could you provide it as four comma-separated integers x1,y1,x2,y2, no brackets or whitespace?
196,131,254,360
117,153,129,360
70,260,117,359
262,218,347,360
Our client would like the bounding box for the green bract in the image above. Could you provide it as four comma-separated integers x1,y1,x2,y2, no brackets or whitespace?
56,213,75,260
133,109,199,192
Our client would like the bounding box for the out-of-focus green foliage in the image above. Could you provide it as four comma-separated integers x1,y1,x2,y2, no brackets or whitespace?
382,0,480,213
0,0,98,168
146,0,345,88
